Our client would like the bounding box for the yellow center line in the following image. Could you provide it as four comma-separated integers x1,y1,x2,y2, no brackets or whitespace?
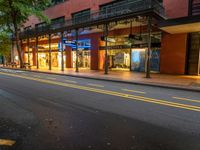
173,97,200,103
1,72,200,112
0,139,16,146
122,88,146,94
87,83,104,88
65,80,77,84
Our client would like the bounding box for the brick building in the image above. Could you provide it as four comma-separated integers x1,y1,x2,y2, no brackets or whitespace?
14,0,200,75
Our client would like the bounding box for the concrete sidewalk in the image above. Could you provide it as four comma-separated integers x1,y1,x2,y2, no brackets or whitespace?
1,66,200,92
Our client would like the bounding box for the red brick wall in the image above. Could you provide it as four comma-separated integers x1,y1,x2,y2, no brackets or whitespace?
160,33,188,74
24,0,112,28
163,0,189,18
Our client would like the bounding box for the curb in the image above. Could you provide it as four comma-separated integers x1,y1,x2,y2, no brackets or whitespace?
1,67,200,92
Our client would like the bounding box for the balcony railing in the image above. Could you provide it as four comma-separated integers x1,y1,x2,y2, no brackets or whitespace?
191,0,200,15
20,0,165,38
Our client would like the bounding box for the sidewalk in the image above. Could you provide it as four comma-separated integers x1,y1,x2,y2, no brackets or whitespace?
1,66,200,92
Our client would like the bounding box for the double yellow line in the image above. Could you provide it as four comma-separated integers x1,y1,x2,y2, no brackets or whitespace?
1,72,200,112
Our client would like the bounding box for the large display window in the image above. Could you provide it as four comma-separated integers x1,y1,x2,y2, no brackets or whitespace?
38,53,49,68
72,50,91,68
24,53,33,65
108,49,130,71
131,49,146,72
131,49,160,72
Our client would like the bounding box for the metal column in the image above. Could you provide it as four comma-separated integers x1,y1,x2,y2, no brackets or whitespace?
61,32,64,71
11,40,14,62
146,16,152,78
75,29,79,73
48,34,52,70
104,24,109,75
27,37,30,65
36,36,39,69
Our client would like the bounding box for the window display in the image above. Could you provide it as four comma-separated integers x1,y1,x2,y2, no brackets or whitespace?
108,49,130,70
72,50,91,68
131,49,146,72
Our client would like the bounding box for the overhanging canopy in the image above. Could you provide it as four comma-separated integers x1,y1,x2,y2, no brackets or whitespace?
159,15,200,34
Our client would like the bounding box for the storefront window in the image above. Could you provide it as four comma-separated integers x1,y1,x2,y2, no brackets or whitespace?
151,49,160,72
108,49,130,70
72,50,91,68
131,49,160,72
38,53,49,68
131,49,146,72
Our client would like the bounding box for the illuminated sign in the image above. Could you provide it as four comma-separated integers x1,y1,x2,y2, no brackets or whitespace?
64,39,91,50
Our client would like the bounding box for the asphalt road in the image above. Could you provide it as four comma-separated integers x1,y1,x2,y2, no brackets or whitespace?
0,68,200,150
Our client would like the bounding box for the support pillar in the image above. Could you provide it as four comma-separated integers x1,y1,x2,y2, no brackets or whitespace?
61,32,64,71
75,29,79,72
11,40,14,62
48,34,52,70
36,36,39,69
146,16,152,78
104,24,109,75
27,37,30,65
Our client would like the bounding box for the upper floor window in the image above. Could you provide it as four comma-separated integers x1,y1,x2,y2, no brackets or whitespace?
51,16,65,24
24,26,32,31
52,0,66,5
35,22,46,29
72,9,91,24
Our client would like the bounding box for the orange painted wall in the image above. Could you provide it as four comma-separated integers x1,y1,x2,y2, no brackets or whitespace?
160,33,188,74
66,46,72,68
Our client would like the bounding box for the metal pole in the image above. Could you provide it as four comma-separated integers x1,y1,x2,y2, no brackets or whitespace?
11,40,14,62
104,24,109,75
75,29,79,72
36,36,39,69
146,16,152,78
27,37,30,65
48,34,52,70
61,32,64,71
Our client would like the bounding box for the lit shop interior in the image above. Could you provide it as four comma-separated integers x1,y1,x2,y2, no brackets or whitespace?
37,43,66,69
24,47,33,66
99,32,161,72
67,39,91,69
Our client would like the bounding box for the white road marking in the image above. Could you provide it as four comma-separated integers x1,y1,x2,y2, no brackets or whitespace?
122,89,146,94
87,83,104,88
65,80,77,84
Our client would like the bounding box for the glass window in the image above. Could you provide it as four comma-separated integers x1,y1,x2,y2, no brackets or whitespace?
72,9,90,24
51,16,65,24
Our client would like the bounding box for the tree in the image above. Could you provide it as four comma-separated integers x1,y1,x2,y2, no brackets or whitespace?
0,31,11,65
0,0,51,68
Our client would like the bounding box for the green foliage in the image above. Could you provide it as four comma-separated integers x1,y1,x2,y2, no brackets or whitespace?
0,31,11,57
0,0,51,32
0,0,51,66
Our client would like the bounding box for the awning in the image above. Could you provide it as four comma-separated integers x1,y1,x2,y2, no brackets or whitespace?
159,15,200,34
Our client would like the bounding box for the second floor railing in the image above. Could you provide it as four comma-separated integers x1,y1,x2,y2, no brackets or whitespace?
191,0,200,15
20,0,165,38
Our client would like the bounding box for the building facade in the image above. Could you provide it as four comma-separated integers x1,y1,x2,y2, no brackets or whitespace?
15,0,200,75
